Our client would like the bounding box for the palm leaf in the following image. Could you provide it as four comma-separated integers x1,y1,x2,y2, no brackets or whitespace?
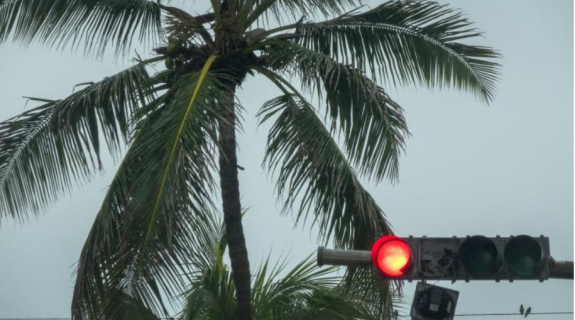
72,56,226,319
282,284,380,320
181,262,238,320
139,55,218,264
182,251,379,320
179,213,236,320
0,63,153,221
341,267,399,320
298,0,500,102
264,43,409,182
258,91,400,317
251,256,343,319
259,93,392,251
0,0,162,57
178,208,389,320
239,0,362,29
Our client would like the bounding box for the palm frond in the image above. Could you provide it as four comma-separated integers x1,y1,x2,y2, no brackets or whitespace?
298,0,500,102
0,0,162,57
282,285,380,320
259,93,401,317
340,267,400,320
264,43,409,182
186,209,228,276
178,212,235,320
239,0,362,29
259,93,392,251
178,207,388,320
181,252,379,320
0,64,153,221
72,58,226,319
181,263,238,320
251,256,338,317
257,88,403,318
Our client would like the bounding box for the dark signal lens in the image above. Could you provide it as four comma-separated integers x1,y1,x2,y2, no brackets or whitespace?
460,236,501,277
504,235,543,277
372,235,412,277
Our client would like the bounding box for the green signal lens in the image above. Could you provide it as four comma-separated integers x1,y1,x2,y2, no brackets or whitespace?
460,236,501,277
504,235,543,277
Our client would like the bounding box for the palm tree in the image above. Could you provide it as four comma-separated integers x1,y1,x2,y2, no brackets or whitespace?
0,0,499,319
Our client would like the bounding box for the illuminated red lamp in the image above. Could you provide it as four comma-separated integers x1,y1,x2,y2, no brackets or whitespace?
371,235,412,278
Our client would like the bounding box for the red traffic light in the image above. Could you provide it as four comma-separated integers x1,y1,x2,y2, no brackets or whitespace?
372,235,412,277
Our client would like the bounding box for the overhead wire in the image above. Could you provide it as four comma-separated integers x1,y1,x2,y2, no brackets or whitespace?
455,312,574,317
392,311,574,318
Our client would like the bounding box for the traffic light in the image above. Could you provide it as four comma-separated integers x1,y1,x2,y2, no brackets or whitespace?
370,235,550,281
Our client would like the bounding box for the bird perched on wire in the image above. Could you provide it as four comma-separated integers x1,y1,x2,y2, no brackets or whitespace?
520,304,524,315
524,307,532,318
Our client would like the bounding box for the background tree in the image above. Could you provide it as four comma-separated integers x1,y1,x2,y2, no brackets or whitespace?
0,0,499,319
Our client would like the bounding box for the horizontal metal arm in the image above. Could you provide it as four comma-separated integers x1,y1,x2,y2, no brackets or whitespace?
549,259,573,279
317,247,371,267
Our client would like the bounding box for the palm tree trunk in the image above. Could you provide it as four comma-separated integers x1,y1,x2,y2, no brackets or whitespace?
218,83,252,320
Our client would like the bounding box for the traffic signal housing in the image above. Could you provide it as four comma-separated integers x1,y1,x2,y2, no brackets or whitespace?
370,235,550,282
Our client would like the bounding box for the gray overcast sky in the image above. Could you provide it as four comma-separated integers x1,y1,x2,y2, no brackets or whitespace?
0,0,572,319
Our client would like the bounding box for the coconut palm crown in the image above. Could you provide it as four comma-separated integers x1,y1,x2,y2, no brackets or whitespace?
0,0,499,319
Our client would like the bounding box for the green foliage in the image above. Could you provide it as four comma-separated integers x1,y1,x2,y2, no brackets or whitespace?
259,94,393,250
298,0,500,101
72,64,226,319
179,214,382,320
0,64,152,221
239,0,362,28
264,43,408,182
0,0,162,57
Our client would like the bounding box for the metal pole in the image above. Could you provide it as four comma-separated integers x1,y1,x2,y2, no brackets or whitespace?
317,247,371,267
549,259,573,279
